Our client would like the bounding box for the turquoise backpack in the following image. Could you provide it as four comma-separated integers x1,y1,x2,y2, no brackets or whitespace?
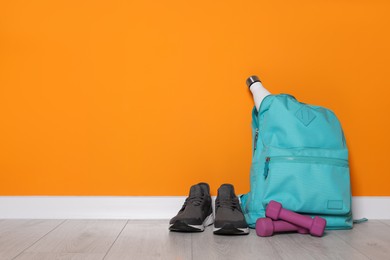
240,94,353,229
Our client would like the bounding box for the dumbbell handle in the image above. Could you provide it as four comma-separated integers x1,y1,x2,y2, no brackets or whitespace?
273,220,309,234
278,209,314,230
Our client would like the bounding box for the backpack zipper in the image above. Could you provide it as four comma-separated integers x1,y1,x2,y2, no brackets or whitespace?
263,156,348,179
263,157,270,179
254,128,259,151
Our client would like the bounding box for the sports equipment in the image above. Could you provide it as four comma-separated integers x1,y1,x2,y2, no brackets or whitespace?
169,182,213,232
240,93,352,230
255,218,309,237
266,200,326,237
213,184,249,235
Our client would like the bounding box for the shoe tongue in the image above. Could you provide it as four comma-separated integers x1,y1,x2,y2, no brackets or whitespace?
189,185,203,197
218,184,234,199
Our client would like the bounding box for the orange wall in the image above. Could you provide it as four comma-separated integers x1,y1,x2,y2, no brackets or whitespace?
1,0,389,196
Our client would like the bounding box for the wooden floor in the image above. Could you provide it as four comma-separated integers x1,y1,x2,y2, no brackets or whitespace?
0,220,389,260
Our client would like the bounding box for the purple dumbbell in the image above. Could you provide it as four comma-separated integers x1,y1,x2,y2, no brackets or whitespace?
266,200,327,237
256,218,309,237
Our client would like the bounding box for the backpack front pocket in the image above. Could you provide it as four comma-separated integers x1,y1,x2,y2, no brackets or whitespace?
262,156,351,215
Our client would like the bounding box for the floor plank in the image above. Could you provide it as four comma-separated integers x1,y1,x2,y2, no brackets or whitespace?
1,219,389,260
191,227,281,260
104,220,191,260
13,252,104,260
278,230,369,260
0,219,63,260
334,220,390,260
14,220,126,260
379,219,390,226
192,227,368,260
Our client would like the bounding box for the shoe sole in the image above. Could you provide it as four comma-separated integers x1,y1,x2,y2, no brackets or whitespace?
213,223,250,235
169,213,214,232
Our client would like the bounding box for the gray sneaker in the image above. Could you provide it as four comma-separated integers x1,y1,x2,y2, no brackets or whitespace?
169,183,214,232
213,184,249,235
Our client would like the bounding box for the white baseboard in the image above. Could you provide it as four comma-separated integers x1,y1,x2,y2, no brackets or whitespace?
351,197,390,219
0,196,389,219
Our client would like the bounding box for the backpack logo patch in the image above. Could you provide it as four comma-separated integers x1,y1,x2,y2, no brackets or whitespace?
295,106,316,126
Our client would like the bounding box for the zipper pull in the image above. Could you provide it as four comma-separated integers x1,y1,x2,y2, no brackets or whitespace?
254,128,259,151
264,157,270,179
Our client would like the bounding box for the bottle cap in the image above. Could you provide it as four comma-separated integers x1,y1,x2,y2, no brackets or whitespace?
246,75,261,88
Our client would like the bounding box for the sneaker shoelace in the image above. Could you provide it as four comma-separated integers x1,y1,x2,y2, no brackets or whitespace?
186,195,204,206
216,198,238,210
180,195,204,211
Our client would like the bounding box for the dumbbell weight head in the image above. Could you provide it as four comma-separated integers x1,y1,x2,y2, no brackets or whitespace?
310,216,327,237
256,218,274,237
265,200,282,220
